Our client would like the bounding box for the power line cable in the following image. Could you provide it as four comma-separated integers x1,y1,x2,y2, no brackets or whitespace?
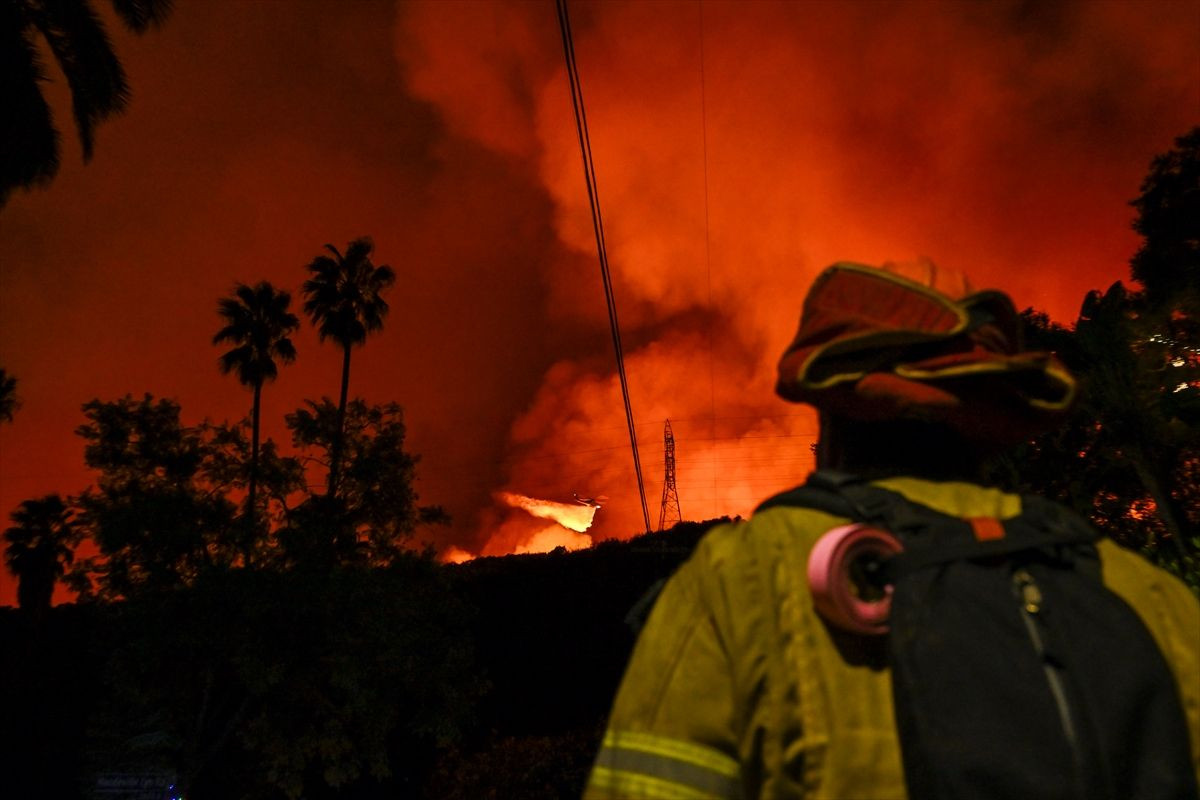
555,0,652,532
697,0,718,522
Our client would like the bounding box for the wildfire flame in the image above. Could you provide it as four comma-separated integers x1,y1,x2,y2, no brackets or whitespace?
441,546,475,564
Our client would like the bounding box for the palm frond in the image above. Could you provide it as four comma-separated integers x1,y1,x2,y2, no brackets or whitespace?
235,282,259,306
4,494,77,567
212,324,239,345
0,1,60,203
301,238,395,348
344,236,374,263
31,0,130,160
372,264,397,288
218,345,253,377
273,339,298,364
110,0,174,33
214,282,299,387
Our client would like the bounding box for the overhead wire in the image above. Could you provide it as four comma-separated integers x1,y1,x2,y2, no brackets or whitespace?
555,0,652,533
697,0,718,522
422,3,811,529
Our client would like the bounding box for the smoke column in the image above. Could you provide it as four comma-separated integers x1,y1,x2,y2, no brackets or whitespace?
399,0,1199,555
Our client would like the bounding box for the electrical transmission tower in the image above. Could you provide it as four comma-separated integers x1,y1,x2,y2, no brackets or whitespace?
658,419,682,531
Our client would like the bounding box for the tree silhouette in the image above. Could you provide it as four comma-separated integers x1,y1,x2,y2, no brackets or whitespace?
0,367,18,422
75,394,238,599
0,0,174,206
213,282,299,556
1131,127,1200,307
4,494,78,615
284,399,447,565
989,131,1200,588
200,418,304,546
301,237,395,497
1074,284,1196,557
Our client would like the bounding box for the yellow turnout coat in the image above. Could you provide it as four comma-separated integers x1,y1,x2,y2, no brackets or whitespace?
584,478,1200,799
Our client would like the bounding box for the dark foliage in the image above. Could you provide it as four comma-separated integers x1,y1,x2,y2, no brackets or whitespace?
0,520,721,799
283,399,449,567
986,295,1198,586
983,130,1200,590
0,0,173,206
4,493,80,615
84,558,479,799
1131,127,1200,306
72,395,241,599
37,388,463,797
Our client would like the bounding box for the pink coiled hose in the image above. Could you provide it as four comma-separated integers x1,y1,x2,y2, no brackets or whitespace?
807,524,902,635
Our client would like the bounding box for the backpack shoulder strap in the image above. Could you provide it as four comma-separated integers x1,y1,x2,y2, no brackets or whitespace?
758,471,1102,575
756,469,930,529
755,469,875,519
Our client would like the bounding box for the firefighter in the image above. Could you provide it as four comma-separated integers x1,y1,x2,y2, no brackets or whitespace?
583,261,1200,799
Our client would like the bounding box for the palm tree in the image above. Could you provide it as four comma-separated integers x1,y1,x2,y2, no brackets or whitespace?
0,0,173,206
302,237,395,496
4,494,78,615
213,282,299,550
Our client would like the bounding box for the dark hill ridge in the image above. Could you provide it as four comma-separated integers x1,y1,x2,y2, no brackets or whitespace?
429,516,729,798
446,518,729,735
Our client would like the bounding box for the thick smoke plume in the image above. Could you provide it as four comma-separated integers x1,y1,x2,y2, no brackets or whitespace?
397,0,1199,556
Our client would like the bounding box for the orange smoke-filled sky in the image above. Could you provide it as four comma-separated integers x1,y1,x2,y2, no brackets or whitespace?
1,0,1197,603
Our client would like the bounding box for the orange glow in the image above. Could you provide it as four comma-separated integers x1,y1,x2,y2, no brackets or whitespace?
492,330,818,541
1127,498,1158,522
513,524,593,555
441,546,475,565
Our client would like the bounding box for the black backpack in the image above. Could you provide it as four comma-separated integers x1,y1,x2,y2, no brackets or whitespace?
758,470,1198,800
